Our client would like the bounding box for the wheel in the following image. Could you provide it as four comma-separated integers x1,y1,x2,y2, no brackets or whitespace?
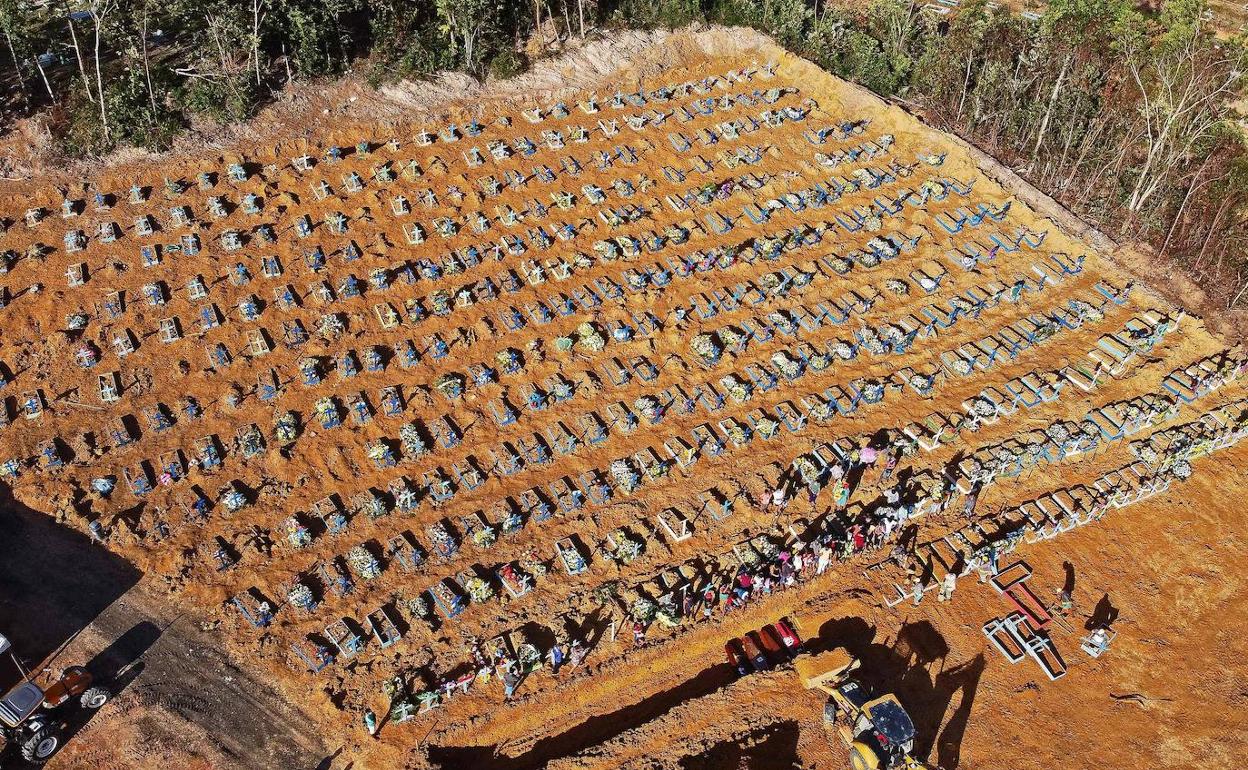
21,725,62,763
81,686,111,709
849,741,882,770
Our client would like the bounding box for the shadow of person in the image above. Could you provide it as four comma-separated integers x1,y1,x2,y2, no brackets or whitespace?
934,655,986,769
1086,593,1119,630
1062,561,1076,595
87,621,162,681
315,747,343,770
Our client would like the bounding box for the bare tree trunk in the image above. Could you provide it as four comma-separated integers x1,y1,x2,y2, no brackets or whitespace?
578,0,584,36
1031,53,1070,159
253,0,262,85
140,6,157,115
3,30,28,110
956,53,973,120
561,0,572,40
91,3,110,141
34,52,55,102
282,41,292,87
67,15,96,105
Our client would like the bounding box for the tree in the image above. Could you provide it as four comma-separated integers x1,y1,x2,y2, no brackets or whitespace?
435,0,503,74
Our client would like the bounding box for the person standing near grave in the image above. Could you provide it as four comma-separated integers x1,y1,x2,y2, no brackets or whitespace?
502,669,521,700
568,639,588,669
880,449,899,485
363,708,379,738
807,476,821,504
832,477,851,510
910,576,925,606
772,486,788,511
938,572,957,602
963,482,981,519
816,543,833,575
702,586,717,620
859,445,878,486
548,642,566,675
1056,588,1074,617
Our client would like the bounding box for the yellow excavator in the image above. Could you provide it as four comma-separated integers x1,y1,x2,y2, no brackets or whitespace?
797,648,935,770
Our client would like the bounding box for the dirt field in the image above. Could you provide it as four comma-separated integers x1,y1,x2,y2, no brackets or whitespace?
1,26,1246,770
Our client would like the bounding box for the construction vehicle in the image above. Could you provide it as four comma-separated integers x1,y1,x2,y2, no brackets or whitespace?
797,647,933,770
0,633,111,764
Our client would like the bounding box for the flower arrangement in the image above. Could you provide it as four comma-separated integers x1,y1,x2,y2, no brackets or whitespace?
884,278,909,296
631,598,657,623
288,582,316,611
464,576,495,603
347,546,381,580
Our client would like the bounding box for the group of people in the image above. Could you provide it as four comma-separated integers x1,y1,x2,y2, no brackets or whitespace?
357,438,985,737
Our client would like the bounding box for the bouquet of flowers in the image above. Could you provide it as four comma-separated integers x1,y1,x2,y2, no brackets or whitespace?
347,546,381,580
631,597,657,624
288,582,316,611
470,525,498,549
464,576,495,603
884,278,909,296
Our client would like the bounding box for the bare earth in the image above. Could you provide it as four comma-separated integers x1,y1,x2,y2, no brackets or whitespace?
0,26,1245,770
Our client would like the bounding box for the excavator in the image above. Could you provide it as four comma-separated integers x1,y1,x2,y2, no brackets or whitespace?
797,647,935,770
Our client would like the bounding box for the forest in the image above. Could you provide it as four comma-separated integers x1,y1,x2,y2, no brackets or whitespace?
1,0,1246,307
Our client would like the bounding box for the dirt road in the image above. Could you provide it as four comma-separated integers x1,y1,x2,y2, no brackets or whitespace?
0,492,329,770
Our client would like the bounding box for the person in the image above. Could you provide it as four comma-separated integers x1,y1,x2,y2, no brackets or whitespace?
702,587,717,620
832,478,850,510
568,639,588,668
962,484,980,519
938,572,957,602
860,445,877,468
737,571,754,599
502,669,520,700
771,486,787,511
363,709,379,738
880,450,898,484
1057,588,1074,617
548,643,565,674
755,489,771,513
816,544,833,575
632,621,646,647
910,576,924,606
859,447,877,488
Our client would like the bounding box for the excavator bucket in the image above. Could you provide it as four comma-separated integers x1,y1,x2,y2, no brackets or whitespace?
796,648,858,690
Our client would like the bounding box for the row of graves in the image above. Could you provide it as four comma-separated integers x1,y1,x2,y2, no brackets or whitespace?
230,292,1201,676
3,55,1238,723
877,385,1248,680
0,53,1016,426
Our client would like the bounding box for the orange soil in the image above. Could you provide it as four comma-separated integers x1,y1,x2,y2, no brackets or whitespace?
1,27,1246,770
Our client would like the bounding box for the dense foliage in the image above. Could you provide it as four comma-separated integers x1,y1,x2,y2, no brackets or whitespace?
1,0,1246,304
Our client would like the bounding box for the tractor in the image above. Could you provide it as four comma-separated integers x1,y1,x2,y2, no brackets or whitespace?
797,648,933,770
0,633,111,764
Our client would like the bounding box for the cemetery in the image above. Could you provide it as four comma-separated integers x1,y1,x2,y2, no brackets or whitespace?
1,31,1247,770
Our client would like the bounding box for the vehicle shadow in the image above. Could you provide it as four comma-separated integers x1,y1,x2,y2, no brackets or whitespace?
0,484,143,690
810,617,985,770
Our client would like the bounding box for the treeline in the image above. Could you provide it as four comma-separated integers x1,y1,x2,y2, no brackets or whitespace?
2,0,1246,305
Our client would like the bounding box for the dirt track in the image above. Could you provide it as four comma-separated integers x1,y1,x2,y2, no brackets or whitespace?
0,26,1246,770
